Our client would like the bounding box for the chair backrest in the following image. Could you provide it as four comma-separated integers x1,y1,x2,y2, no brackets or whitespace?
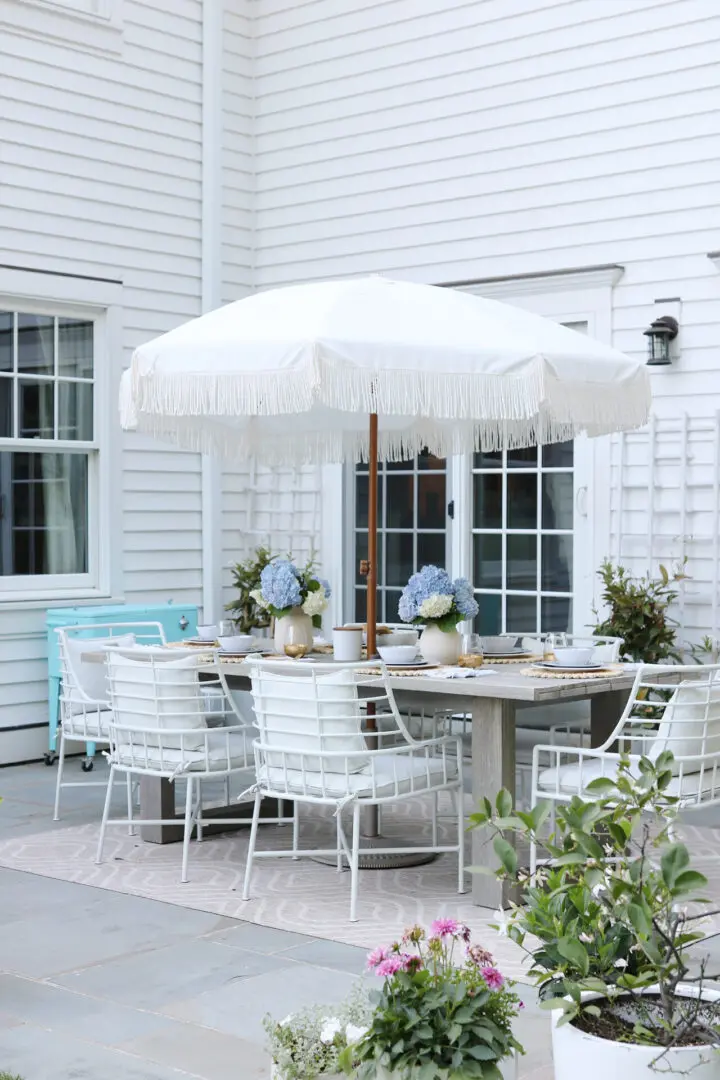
248,658,401,774
501,631,623,662
58,622,166,707
616,663,720,778
106,647,208,750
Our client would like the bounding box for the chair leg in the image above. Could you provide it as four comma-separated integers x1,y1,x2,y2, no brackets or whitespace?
181,776,194,884
223,775,230,806
196,785,204,843
336,809,344,872
126,774,135,836
96,765,115,865
457,785,466,894
292,801,299,859
431,790,438,847
349,801,361,923
53,730,66,821
242,791,262,902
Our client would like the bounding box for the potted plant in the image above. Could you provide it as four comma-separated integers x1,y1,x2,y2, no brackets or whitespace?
398,566,479,665
339,920,523,1078
470,753,720,1078
253,556,332,652
264,990,372,1079
592,559,688,663
224,546,275,634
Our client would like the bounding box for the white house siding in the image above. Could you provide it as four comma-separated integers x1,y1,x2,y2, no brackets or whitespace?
250,0,720,630
0,0,205,756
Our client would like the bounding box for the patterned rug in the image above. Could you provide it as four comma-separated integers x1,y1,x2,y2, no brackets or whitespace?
0,798,717,983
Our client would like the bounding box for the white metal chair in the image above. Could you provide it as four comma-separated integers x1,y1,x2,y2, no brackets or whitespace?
242,658,464,922
96,646,281,882
529,662,720,872
54,622,167,821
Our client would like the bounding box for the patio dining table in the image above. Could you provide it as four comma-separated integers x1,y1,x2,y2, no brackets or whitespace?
131,658,636,909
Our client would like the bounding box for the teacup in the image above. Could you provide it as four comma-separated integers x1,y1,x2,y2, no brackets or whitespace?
553,646,594,667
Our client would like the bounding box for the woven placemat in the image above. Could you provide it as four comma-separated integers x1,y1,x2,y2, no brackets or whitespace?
484,654,542,665
521,664,624,680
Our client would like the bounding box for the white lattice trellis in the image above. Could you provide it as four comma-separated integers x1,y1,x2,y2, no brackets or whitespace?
222,463,323,601
609,412,720,649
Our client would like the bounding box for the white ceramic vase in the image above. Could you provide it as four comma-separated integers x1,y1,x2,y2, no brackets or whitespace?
419,624,461,665
551,987,720,1080
273,611,314,653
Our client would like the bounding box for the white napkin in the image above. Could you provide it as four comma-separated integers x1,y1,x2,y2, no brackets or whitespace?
426,667,498,679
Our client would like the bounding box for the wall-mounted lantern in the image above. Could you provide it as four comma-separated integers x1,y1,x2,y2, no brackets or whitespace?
643,315,679,366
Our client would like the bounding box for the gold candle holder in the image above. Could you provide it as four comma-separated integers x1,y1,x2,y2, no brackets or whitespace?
458,654,484,668
284,644,309,659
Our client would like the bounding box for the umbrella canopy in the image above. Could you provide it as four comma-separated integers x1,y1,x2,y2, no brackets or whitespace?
120,276,650,464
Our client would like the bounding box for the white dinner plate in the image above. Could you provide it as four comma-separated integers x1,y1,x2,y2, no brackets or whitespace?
482,649,533,659
536,661,607,673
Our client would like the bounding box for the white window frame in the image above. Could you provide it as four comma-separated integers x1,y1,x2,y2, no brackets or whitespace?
0,268,123,605
0,0,124,55
338,267,622,631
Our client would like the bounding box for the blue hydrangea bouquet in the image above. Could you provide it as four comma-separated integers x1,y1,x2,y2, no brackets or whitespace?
398,565,478,633
251,558,331,628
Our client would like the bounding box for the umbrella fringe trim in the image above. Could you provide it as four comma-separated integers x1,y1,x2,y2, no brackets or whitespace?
125,354,650,432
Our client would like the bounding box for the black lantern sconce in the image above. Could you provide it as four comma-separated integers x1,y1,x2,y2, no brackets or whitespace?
643,315,678,366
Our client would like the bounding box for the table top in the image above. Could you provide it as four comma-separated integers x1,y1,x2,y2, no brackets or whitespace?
208,658,637,703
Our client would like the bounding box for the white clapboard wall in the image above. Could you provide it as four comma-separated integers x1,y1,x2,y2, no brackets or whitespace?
609,413,720,652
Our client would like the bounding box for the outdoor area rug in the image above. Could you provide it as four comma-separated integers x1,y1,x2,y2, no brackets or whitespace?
0,794,536,978
0,797,717,983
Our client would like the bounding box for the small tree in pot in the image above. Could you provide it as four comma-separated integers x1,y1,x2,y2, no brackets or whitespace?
225,546,275,634
592,559,687,663
470,755,720,1078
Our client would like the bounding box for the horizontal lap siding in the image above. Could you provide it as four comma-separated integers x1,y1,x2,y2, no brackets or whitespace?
0,0,204,739
249,0,720,631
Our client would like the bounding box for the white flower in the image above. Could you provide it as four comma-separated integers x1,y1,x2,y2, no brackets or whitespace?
345,1023,368,1044
614,958,628,969
302,590,328,617
278,1015,293,1027
320,1018,342,1044
579,933,593,943
591,883,604,898
494,906,509,937
250,588,269,610
418,593,453,619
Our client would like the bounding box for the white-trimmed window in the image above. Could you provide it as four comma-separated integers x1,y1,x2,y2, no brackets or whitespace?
0,308,96,587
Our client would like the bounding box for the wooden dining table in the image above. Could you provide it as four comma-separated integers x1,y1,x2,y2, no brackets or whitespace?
94,648,636,908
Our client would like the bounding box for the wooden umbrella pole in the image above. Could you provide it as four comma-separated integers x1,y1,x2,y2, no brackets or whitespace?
366,411,379,663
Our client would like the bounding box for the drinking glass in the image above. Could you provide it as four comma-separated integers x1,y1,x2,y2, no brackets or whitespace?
219,619,236,637
462,633,483,656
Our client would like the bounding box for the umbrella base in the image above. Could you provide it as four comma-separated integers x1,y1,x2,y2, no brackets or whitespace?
311,836,438,870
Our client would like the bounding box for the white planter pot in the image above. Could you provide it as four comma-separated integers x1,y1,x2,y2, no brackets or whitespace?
419,625,461,665
273,611,314,653
552,987,720,1080
271,1064,342,1079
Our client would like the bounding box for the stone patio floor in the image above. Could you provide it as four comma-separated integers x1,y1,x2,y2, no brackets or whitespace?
1,758,718,1079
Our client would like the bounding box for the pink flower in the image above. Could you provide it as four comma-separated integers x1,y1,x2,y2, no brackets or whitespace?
467,944,494,967
376,955,406,977
366,947,388,970
430,918,460,938
481,967,505,990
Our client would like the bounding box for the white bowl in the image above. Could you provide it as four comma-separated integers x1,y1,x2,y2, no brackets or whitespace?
196,624,218,640
382,630,419,647
481,636,511,654
553,646,594,666
377,645,419,664
218,634,255,653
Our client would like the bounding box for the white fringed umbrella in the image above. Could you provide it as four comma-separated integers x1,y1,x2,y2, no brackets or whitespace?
120,276,651,659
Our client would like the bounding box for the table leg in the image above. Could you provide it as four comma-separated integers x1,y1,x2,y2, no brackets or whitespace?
590,688,630,748
139,776,181,844
471,697,516,908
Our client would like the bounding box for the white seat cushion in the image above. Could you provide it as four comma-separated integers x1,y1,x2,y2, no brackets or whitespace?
538,758,718,799
115,730,253,774
62,709,112,739
108,651,207,751
258,751,458,800
648,683,720,774
64,633,136,708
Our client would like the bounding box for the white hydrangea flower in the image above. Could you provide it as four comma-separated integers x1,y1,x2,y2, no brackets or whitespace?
320,1017,342,1044
418,593,453,619
302,589,328,617
345,1023,368,1044
494,906,509,937
250,588,269,610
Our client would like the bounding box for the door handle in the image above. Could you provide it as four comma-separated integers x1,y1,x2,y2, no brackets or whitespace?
576,486,588,517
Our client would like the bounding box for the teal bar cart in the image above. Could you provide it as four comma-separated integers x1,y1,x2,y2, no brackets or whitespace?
45,601,198,768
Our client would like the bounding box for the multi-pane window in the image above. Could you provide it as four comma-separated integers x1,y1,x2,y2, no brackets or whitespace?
0,311,94,578
353,453,447,622
472,442,574,634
